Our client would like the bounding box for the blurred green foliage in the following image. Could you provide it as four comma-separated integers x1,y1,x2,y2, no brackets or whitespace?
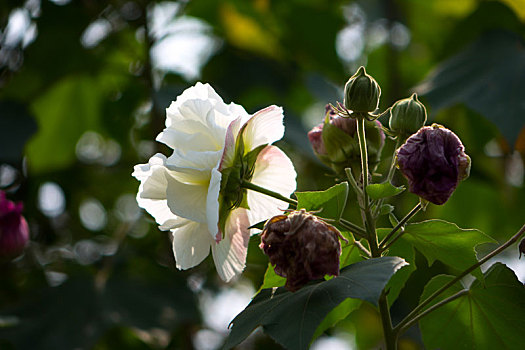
1,0,525,349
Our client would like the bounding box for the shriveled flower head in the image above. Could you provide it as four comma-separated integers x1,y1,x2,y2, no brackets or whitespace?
259,209,344,292
0,191,29,261
396,124,471,205
133,83,296,282
307,104,385,175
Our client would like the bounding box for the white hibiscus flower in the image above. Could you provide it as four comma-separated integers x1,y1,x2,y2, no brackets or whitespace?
133,82,296,282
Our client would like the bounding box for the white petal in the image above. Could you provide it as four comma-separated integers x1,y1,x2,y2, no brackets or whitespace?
133,154,181,229
156,126,220,152
211,208,251,282
242,106,285,151
206,167,222,239
166,149,221,172
166,171,209,223
171,219,213,270
247,146,297,225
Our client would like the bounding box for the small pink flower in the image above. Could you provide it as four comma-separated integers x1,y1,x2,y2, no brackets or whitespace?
0,191,29,260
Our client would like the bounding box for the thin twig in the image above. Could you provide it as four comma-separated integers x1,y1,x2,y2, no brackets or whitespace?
379,202,421,250
397,289,469,335
393,223,525,335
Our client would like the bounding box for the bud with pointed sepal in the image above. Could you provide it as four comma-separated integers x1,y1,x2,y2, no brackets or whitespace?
344,66,381,113
389,93,427,138
307,104,385,175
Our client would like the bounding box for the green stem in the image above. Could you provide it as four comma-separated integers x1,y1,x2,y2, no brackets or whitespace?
356,115,370,211
240,181,297,207
379,202,422,250
386,137,403,183
353,240,372,259
379,291,396,350
393,223,525,336
396,289,469,336
356,114,396,349
339,218,368,238
373,137,403,217
345,167,363,196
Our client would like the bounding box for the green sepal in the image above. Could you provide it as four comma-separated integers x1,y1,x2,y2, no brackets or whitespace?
366,182,405,200
216,125,268,237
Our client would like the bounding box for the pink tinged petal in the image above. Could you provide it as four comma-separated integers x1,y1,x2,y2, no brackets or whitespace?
211,208,251,282
252,146,297,197
242,106,285,151
247,146,297,226
219,116,243,171
206,167,222,240
165,172,208,223
171,219,213,270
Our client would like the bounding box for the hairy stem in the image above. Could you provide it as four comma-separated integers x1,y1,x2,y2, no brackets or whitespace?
393,223,525,335
356,114,396,349
379,202,422,250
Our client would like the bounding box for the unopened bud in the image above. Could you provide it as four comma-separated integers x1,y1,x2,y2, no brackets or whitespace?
259,209,344,292
389,93,427,137
396,124,471,205
344,66,381,113
307,104,385,175
0,191,29,261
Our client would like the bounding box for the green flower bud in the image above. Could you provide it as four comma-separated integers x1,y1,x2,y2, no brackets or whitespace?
308,105,385,176
389,93,427,137
343,66,381,113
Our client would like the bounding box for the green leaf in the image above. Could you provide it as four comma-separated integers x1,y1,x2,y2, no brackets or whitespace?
400,220,496,280
377,228,416,307
295,182,349,221
416,30,525,146
311,298,362,341
366,183,405,200
26,75,103,173
420,263,525,350
379,204,395,216
259,263,286,291
224,257,407,350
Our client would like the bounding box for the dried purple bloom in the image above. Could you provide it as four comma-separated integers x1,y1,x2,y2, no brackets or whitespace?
396,124,471,205
259,209,345,292
0,191,29,260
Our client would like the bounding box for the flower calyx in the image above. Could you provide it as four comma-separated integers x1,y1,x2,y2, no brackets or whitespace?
218,123,267,237
344,66,381,114
389,93,427,139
